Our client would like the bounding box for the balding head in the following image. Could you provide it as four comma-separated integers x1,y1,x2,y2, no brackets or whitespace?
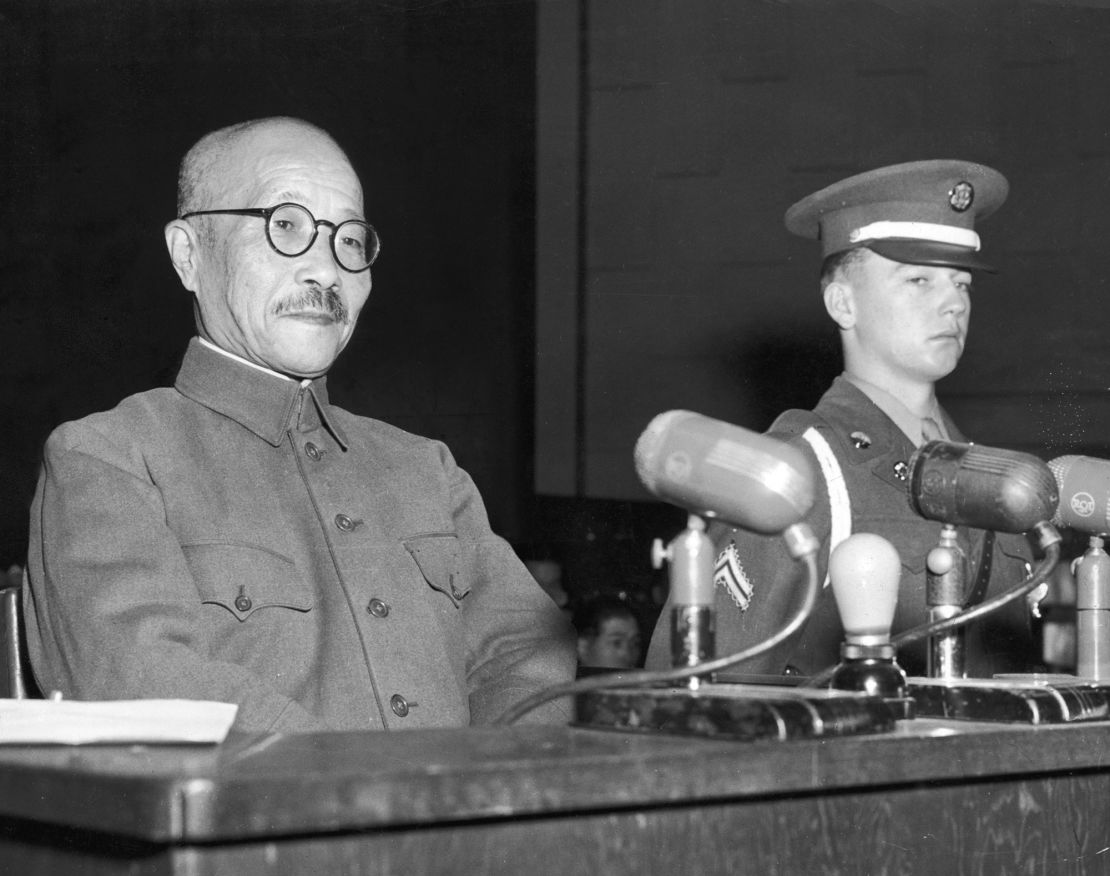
176,117,358,217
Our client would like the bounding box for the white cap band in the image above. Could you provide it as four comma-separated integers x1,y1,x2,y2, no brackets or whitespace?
848,220,981,251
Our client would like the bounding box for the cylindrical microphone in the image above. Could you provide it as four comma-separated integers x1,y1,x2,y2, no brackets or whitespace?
634,411,815,533
1047,455,1110,535
1049,456,1110,680
908,440,1058,533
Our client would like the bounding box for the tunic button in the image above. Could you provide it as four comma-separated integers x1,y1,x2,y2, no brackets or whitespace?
390,694,409,717
305,442,322,461
367,598,390,618
234,594,252,612
335,514,356,532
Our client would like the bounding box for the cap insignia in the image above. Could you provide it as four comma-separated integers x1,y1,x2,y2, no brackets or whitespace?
893,461,909,481
948,181,974,213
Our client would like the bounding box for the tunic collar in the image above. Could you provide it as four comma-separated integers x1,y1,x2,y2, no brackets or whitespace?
842,372,948,447
174,337,349,449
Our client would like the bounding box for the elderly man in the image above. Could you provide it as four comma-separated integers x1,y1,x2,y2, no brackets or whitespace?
24,117,576,732
646,160,1036,679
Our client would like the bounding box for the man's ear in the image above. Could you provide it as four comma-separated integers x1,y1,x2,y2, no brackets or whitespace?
823,281,856,330
164,220,202,293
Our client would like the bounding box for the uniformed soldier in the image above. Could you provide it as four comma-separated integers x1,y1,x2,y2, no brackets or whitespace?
645,160,1037,678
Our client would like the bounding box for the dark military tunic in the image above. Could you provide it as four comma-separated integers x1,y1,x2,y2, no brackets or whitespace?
646,377,1036,678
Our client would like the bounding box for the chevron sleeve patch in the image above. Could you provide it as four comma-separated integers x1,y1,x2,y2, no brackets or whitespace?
714,541,753,611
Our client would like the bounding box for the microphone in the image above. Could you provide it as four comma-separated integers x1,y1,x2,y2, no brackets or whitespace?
895,442,1062,677
829,533,902,646
636,411,820,678
1047,455,1110,680
907,440,1058,533
1047,455,1110,535
634,410,815,534
826,533,913,716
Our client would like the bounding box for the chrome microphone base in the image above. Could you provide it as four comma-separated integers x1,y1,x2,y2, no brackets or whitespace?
908,675,1110,724
573,682,897,742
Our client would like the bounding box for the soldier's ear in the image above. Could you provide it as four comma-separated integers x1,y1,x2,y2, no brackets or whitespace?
823,281,856,330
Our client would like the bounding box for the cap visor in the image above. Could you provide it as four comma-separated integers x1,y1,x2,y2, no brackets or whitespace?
865,240,997,273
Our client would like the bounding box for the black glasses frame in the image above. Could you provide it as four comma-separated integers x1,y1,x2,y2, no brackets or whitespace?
179,202,380,272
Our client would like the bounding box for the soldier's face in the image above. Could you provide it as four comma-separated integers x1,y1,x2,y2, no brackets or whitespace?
842,250,972,385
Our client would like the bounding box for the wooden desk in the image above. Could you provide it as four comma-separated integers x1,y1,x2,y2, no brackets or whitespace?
0,716,1108,874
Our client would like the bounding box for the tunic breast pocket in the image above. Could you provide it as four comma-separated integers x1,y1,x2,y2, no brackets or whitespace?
855,516,936,578
183,542,314,622
402,533,468,607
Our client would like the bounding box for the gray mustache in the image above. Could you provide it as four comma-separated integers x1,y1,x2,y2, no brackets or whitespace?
273,287,349,324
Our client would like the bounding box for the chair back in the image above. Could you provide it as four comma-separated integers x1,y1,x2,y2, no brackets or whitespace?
0,585,36,698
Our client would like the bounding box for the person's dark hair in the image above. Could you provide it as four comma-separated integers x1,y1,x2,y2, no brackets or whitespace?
819,245,870,292
572,595,637,640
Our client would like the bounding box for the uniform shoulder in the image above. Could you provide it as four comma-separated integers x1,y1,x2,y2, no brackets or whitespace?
45,387,182,453
766,407,825,439
765,380,891,454
763,408,842,453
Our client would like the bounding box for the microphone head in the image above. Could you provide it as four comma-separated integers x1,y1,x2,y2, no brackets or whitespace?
1048,455,1110,535
908,440,1058,533
828,533,901,644
634,410,815,534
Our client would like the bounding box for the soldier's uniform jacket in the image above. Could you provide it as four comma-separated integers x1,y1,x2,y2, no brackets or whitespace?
25,338,576,733
646,377,1035,678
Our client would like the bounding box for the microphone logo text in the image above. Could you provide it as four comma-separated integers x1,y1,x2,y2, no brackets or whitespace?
1070,492,1096,518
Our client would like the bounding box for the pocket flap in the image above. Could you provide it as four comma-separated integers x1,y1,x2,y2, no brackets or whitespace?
402,533,468,603
184,543,313,621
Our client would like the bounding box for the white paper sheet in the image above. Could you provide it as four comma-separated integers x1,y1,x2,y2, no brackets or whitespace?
0,699,238,744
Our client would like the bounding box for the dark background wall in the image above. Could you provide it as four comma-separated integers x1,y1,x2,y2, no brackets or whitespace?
537,0,1110,506
1,0,546,569
7,0,1110,625
532,0,1110,624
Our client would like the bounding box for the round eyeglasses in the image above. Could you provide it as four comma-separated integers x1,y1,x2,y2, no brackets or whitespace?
179,202,380,272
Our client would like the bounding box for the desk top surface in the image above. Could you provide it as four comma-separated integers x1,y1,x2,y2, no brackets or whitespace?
0,710,1108,842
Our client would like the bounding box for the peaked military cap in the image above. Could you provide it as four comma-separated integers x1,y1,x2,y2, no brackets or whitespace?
784,159,1009,272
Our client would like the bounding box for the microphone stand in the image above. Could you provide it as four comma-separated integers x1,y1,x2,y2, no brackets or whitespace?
804,525,1064,720
925,524,969,679
652,514,715,689
891,521,1062,651
1075,535,1110,681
